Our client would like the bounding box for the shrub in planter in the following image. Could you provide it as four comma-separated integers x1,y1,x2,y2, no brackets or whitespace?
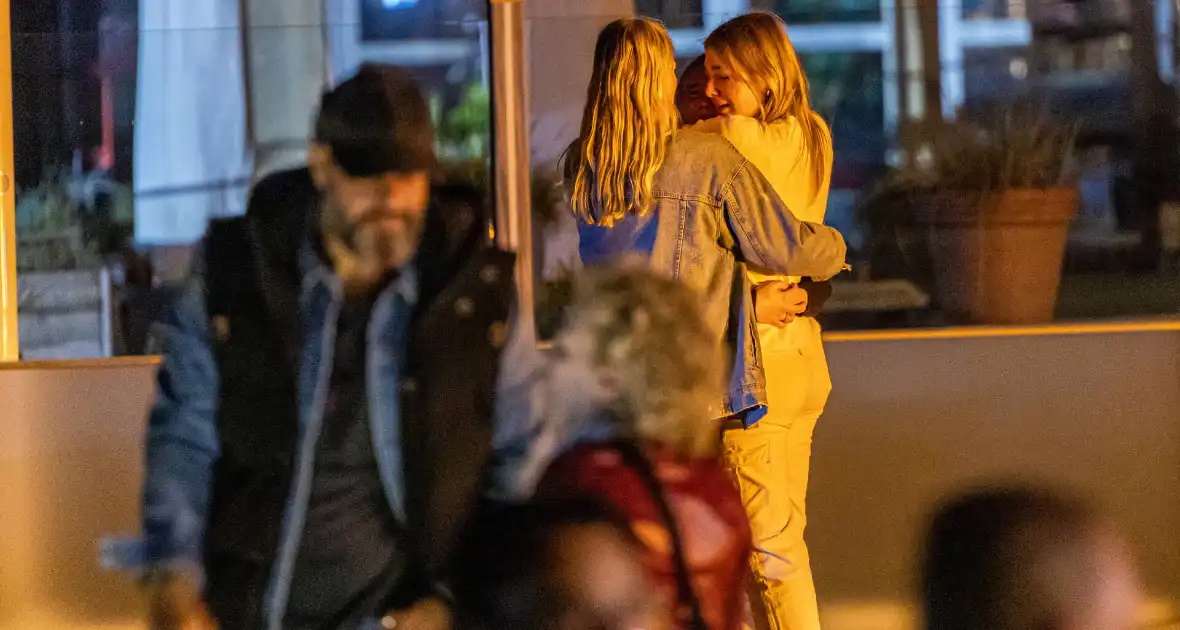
870,107,1079,324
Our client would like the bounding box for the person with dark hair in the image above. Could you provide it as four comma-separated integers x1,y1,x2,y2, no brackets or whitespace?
675,55,717,126
922,486,1142,630
135,63,537,630
454,498,669,630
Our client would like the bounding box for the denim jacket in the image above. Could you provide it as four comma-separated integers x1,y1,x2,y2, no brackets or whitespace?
577,129,846,423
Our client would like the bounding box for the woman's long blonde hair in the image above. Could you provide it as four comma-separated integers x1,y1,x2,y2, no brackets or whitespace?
705,12,831,197
566,18,680,227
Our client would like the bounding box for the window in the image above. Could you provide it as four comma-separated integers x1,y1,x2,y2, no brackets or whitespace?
962,0,1027,20
766,0,881,25
801,51,887,251
529,0,1180,332
360,0,484,41
637,0,705,29
4,0,1180,361
6,0,490,359
962,45,1030,104
853,0,1180,329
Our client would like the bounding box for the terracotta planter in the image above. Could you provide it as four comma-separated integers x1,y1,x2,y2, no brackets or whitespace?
918,188,1078,325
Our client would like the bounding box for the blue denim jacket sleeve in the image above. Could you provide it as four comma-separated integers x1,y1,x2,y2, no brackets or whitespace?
722,160,847,280
486,301,553,502
141,273,220,586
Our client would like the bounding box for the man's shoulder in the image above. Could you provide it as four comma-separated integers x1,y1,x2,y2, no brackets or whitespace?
668,128,744,164
249,168,316,216
201,169,317,311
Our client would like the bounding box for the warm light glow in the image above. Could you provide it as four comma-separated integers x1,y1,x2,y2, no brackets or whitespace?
0,0,18,361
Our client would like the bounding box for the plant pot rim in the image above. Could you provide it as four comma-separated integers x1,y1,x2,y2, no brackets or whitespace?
916,187,1078,226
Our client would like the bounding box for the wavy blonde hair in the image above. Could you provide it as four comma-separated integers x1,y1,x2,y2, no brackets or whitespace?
567,18,680,227
562,261,725,458
705,12,831,198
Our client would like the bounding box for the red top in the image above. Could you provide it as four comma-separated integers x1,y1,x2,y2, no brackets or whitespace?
538,442,751,630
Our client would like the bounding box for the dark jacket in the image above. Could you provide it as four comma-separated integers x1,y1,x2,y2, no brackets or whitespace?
141,168,518,629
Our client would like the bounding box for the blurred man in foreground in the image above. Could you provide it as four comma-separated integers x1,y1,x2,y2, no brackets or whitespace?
139,64,533,630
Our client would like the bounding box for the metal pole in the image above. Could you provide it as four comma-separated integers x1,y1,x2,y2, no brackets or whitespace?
0,0,20,360
488,0,534,337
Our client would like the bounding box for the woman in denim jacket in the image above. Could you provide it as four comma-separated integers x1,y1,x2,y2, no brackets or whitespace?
563,17,847,423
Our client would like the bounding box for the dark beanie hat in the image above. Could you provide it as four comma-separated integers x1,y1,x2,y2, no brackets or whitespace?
314,63,437,176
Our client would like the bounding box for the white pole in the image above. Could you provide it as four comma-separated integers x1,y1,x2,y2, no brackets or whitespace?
489,0,535,337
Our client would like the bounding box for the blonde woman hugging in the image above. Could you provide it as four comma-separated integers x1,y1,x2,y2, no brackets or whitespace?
688,12,836,630
564,17,846,440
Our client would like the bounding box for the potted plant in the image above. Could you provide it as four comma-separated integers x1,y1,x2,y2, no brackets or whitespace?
894,106,1079,325
14,163,136,357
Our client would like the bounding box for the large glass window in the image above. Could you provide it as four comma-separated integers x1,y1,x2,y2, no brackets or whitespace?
764,0,881,25
637,0,705,29
531,0,1180,332
962,0,1026,20
7,0,490,359
532,0,900,326
5,0,1180,360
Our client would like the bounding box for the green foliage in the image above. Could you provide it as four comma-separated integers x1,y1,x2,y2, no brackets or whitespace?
913,105,1078,193
14,167,134,270
433,82,491,161
856,103,1078,280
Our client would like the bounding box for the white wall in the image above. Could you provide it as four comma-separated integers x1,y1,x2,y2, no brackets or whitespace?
1,329,1177,628
0,363,154,630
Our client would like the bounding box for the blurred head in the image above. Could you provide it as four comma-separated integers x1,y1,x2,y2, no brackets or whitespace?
455,499,668,630
704,12,830,194
922,486,1142,630
567,18,680,227
545,262,725,458
308,64,436,272
675,55,717,126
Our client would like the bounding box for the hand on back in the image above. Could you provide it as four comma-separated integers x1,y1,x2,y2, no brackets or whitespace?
754,281,808,328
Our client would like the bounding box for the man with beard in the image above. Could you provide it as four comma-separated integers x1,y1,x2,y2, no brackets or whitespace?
138,64,530,630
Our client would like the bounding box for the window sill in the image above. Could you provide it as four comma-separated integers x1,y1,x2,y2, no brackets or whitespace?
1,318,1178,368
823,317,1180,342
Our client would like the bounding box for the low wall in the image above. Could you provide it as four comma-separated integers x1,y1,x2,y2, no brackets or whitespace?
0,327,1177,629
0,360,154,630
811,326,1180,624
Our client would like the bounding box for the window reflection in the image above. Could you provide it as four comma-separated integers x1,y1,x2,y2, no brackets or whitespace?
962,0,1026,20
9,0,490,359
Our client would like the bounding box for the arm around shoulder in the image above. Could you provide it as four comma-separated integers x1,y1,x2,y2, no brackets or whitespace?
723,161,846,279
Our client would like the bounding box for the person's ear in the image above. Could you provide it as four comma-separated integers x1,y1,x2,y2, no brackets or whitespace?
307,143,333,190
